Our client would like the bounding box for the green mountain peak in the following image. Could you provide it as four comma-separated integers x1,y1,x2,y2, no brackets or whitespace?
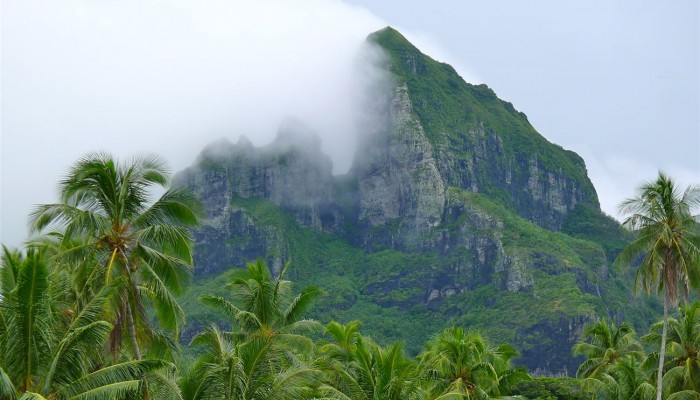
175,27,649,375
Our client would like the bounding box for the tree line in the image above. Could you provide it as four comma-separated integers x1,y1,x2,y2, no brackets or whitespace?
0,153,698,399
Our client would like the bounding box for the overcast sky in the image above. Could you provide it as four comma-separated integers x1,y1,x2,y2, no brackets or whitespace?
2,0,699,246
346,0,700,220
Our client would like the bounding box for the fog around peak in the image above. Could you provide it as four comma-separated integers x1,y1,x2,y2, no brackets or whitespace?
1,0,395,245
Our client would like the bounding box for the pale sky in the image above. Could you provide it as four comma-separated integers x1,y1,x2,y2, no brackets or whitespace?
2,0,699,246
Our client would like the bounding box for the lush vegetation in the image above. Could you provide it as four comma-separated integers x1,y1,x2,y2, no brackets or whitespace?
180,187,658,372
614,173,700,399
1,155,699,399
3,241,700,399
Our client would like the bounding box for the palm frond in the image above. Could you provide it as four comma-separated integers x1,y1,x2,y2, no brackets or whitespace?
283,286,325,324
133,188,200,229
4,247,52,390
17,392,48,400
0,366,17,400
64,380,141,400
57,359,172,399
41,321,113,392
133,243,191,295
666,391,700,400
134,225,194,268
143,371,183,400
138,263,185,333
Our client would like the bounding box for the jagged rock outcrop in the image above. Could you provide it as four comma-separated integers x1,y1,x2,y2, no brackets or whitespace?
175,118,339,272
354,82,446,249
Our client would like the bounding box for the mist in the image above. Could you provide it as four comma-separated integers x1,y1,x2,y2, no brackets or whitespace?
4,1,696,247
2,0,394,245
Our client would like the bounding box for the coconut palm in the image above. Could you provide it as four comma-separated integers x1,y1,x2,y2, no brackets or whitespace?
643,302,700,397
180,325,320,400
615,172,700,400
200,258,325,348
317,323,423,400
573,319,643,378
318,320,362,364
581,357,656,400
29,152,200,359
181,259,324,400
419,327,529,399
0,245,180,400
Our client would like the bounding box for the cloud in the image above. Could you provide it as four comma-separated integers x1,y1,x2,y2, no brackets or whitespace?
1,0,388,245
579,147,699,221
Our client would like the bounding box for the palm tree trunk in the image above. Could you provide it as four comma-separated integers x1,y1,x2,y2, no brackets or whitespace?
125,300,142,360
655,295,668,400
119,249,142,360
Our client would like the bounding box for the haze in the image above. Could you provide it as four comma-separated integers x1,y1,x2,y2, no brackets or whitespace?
2,0,389,245
2,0,699,246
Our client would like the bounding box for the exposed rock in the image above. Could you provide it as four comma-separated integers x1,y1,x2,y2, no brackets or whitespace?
354,83,445,248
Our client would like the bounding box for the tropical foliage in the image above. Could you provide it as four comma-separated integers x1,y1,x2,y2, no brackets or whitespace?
419,327,529,399
317,321,423,400
0,244,179,400
572,319,643,378
615,172,700,399
29,153,200,359
2,155,699,400
573,306,700,400
643,302,700,397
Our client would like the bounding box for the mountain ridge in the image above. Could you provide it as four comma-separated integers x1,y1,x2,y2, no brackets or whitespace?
174,26,653,374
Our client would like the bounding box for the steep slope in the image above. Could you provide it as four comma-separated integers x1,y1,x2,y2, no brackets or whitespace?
357,27,598,242
175,27,654,374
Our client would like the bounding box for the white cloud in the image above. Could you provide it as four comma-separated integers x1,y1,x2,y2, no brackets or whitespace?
1,0,386,245
580,147,699,221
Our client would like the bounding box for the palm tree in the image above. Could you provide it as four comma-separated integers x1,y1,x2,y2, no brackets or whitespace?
0,244,180,399
181,259,324,400
581,357,656,400
29,153,200,359
200,258,325,348
318,320,362,364
418,327,529,399
573,319,643,378
180,325,320,400
317,322,423,400
643,301,700,397
615,172,700,400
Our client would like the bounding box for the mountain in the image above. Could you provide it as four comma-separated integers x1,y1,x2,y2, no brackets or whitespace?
174,27,656,374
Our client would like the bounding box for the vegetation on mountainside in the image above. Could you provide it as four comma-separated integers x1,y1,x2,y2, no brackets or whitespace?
562,204,633,263
179,189,656,364
172,26,654,376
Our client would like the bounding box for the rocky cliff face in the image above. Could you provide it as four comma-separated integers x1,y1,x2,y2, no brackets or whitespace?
366,27,598,233
353,82,446,248
175,118,338,274
176,27,646,374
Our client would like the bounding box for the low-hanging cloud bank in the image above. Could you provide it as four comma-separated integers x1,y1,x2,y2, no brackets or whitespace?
2,0,393,245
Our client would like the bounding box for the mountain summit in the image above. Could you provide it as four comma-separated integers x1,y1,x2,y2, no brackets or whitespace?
366,26,599,231
175,27,648,374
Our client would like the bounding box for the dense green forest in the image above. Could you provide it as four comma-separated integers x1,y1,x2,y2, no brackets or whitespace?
0,154,698,399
